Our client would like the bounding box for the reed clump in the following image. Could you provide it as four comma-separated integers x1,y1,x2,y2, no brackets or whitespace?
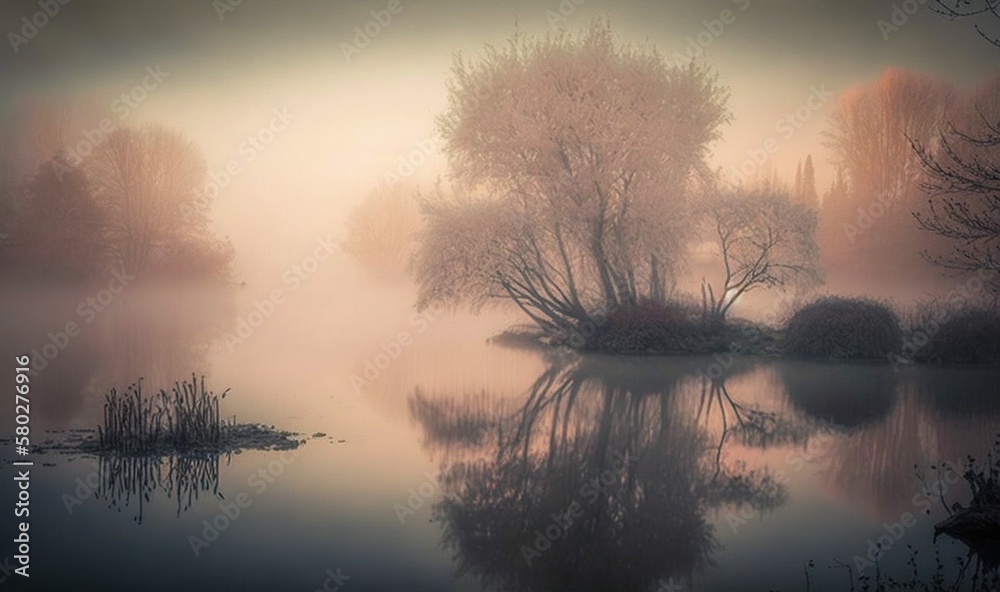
98,374,228,454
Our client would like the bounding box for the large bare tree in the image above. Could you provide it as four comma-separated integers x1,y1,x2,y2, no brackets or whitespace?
700,189,821,327
912,75,1000,287
415,19,729,331
929,0,1000,47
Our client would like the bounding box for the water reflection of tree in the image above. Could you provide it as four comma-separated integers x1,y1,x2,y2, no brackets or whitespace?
778,363,1000,520
914,366,1000,419
780,362,898,430
777,361,918,518
411,357,802,592
96,453,222,524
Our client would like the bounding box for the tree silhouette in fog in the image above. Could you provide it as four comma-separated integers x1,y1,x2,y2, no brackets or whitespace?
87,125,233,280
414,19,730,332
3,156,105,279
343,181,422,275
929,0,1000,48
700,187,821,327
820,68,954,290
0,120,236,420
912,74,1000,293
1,120,233,284
791,154,818,209
0,97,90,272
410,357,799,591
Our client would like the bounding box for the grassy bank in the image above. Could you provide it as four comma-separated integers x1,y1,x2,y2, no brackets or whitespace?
493,297,1000,366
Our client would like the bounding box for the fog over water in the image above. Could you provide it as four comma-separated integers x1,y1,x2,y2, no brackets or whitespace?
2,1,1000,591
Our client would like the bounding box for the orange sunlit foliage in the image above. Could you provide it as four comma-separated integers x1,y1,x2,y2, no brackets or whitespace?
819,68,955,293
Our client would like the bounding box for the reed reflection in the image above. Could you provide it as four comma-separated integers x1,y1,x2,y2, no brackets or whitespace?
95,452,223,524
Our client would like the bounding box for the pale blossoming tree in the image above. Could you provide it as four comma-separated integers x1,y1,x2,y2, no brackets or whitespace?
414,20,729,332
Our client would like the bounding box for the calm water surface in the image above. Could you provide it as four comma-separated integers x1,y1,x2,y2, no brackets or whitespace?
4,285,1000,592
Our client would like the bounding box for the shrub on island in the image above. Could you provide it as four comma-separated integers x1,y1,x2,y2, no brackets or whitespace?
784,297,902,361
916,307,1000,364
588,300,706,354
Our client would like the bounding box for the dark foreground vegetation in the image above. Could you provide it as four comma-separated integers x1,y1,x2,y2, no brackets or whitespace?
933,438,1000,548
805,439,1000,592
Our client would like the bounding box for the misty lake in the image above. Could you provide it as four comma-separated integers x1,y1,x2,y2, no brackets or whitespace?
3,283,999,592
6,0,1000,588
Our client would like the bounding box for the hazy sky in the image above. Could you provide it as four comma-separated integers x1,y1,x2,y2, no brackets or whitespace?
2,0,998,280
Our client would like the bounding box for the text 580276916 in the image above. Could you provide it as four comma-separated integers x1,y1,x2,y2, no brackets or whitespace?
12,355,32,579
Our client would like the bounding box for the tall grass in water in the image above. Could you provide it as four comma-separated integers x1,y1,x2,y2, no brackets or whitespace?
98,374,226,453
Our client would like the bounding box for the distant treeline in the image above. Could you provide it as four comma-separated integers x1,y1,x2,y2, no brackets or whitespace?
0,122,232,285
